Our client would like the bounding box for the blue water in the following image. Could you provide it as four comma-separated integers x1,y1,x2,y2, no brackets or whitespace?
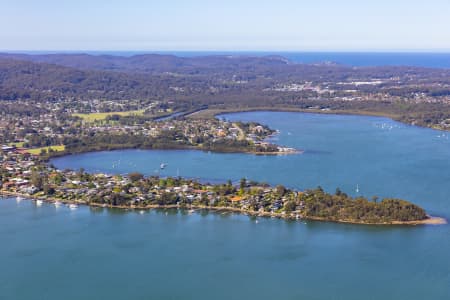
2,112,450,299
13,50,450,68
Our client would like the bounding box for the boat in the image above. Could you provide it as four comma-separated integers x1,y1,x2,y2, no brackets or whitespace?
356,184,360,193
69,203,78,210
188,209,195,214
54,201,62,207
160,163,167,169
139,210,145,215
36,199,43,206
16,196,23,202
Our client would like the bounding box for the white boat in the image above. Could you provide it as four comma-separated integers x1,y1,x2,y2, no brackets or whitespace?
160,163,167,169
188,209,195,214
54,201,62,207
69,203,78,210
16,196,23,202
139,210,145,215
36,199,43,206
356,184,360,193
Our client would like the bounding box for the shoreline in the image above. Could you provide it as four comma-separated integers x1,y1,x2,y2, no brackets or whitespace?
2,191,446,226
187,107,400,120
43,143,301,161
187,106,450,132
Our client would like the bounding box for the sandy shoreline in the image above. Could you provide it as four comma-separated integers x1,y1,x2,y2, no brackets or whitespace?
1,191,446,226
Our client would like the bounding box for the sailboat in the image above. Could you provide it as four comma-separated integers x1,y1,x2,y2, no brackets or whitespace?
356,184,360,193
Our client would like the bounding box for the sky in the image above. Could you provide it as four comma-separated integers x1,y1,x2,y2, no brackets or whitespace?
0,0,449,52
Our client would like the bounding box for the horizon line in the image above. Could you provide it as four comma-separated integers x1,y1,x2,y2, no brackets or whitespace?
2,49,450,54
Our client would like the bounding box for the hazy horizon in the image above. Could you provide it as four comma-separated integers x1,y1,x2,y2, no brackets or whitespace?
2,50,450,54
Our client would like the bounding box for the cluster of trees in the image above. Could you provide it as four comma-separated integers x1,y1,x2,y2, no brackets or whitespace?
301,187,427,222
55,131,272,156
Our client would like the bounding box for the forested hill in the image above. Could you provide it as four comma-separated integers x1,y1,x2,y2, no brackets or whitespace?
1,52,450,79
1,53,450,130
0,53,291,75
0,58,205,101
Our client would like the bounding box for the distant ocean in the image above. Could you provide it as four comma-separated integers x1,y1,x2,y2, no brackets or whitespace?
14,51,450,68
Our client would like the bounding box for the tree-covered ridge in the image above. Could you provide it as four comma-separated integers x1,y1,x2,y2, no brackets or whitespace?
1,54,450,131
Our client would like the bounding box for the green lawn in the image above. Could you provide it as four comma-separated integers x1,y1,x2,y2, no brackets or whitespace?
8,142,25,147
73,110,144,122
26,145,66,155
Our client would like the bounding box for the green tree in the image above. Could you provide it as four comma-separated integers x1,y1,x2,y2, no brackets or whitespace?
276,185,286,197
239,178,246,190
284,200,296,212
31,170,43,190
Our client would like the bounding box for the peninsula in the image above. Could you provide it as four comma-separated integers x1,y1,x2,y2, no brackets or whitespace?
1,109,297,157
0,148,445,225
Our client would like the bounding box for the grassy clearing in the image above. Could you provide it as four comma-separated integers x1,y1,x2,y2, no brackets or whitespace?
8,142,25,147
26,145,66,155
73,110,144,122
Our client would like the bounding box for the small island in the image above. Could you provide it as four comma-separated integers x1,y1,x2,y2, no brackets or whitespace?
0,148,445,225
